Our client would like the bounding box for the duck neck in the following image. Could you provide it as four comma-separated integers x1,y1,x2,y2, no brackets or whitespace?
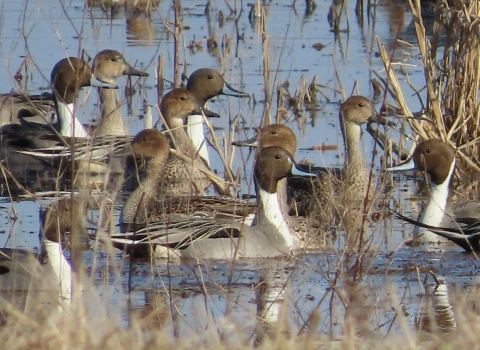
93,87,127,137
342,121,368,177
414,160,455,238
277,177,293,220
122,158,165,224
143,158,165,193
170,125,198,159
187,114,210,166
255,182,294,250
43,239,72,311
55,95,88,138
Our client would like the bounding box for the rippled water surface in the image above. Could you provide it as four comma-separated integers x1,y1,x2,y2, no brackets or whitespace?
0,0,476,340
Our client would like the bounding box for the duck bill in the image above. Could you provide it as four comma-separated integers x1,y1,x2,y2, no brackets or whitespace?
222,82,250,98
385,157,416,172
124,64,149,77
367,114,396,127
90,74,118,89
291,163,316,177
198,106,220,118
231,135,258,147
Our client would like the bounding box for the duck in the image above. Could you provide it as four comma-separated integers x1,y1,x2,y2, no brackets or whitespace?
120,128,256,228
120,128,170,225
159,88,226,195
121,89,228,225
112,145,314,259
285,96,388,229
385,139,476,245
233,124,297,216
2,50,146,146
0,56,115,150
232,124,332,247
185,68,249,166
90,49,148,137
0,198,87,315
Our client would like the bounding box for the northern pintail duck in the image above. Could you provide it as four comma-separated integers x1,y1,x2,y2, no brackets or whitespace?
232,124,298,214
0,199,87,314
185,68,249,166
121,129,256,227
2,50,145,147
113,145,312,259
1,57,114,148
121,129,170,225
232,124,331,246
284,96,390,229
91,49,148,137
385,139,475,244
160,88,221,195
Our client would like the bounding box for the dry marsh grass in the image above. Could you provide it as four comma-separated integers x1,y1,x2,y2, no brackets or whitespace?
1,265,480,350
378,0,480,176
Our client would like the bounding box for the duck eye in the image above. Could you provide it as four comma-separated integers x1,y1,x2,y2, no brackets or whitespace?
208,75,213,79
180,96,186,101
143,137,148,142
358,103,364,107
275,155,281,159
426,149,431,153
271,131,277,135
111,57,117,62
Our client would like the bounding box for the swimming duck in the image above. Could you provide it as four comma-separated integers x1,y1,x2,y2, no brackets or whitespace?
91,49,148,137
385,139,473,244
233,124,297,214
286,96,387,229
232,124,332,247
0,56,114,149
114,145,313,259
0,198,87,315
160,88,224,195
120,128,256,228
121,89,225,225
2,50,146,147
185,68,249,166
120,128,170,225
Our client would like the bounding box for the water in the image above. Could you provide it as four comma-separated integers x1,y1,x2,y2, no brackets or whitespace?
0,0,475,340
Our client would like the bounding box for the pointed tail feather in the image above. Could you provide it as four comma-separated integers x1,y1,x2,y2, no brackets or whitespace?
392,210,480,252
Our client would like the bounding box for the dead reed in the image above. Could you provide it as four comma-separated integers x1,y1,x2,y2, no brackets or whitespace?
379,0,480,175
2,251,480,350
